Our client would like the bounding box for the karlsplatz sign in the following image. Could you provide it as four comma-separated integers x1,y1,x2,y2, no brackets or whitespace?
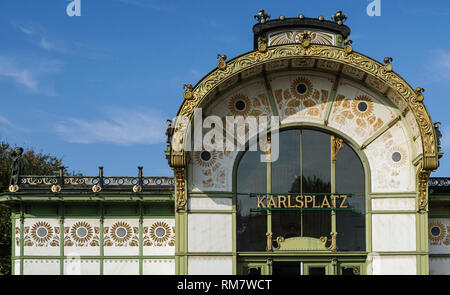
253,193,350,209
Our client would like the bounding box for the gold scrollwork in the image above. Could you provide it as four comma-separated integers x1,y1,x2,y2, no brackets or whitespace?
8,185,19,193
331,136,344,163
418,168,430,212
171,43,438,171
183,84,194,100
344,39,353,54
175,168,186,211
258,37,268,53
132,185,142,193
92,184,102,193
320,232,338,251
51,184,61,193
415,87,425,102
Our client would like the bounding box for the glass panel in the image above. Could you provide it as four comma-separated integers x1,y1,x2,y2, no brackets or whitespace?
272,262,300,275
336,144,366,251
308,267,326,275
271,130,301,239
236,150,267,251
301,130,331,238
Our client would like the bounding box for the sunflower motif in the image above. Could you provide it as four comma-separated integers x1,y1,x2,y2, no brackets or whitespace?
388,147,407,168
194,151,217,168
31,221,53,244
228,94,251,116
110,221,132,244
149,221,171,244
70,221,94,244
290,77,313,100
429,220,446,243
351,95,374,118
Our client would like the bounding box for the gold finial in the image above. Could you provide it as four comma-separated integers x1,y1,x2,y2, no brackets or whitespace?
415,87,425,102
344,39,353,54
384,57,393,72
217,54,227,70
258,36,268,53
183,84,194,100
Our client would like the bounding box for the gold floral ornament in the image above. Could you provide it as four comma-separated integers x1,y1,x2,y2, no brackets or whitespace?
228,94,252,116
194,151,217,168
149,221,171,243
344,39,353,54
70,221,94,244
8,185,19,193
31,221,53,244
217,54,227,71
258,37,267,53
290,77,313,100
351,95,374,118
389,147,407,168
429,220,446,243
384,57,393,72
110,221,132,243
51,184,61,193
415,87,425,102
183,84,194,100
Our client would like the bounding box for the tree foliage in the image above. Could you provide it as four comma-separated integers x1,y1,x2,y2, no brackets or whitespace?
0,142,65,275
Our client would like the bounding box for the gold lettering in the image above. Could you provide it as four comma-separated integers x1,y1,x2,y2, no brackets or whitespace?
312,195,320,208
278,195,287,208
295,196,304,208
267,196,276,208
331,195,337,208
339,195,348,208
287,195,295,208
305,195,313,208
321,196,331,208
257,196,266,208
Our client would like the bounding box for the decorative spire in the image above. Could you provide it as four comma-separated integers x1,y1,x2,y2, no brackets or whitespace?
254,9,271,23
331,10,347,25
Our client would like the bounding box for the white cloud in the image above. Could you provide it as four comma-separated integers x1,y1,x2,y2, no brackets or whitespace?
55,107,167,145
0,57,39,91
0,115,12,126
0,56,62,93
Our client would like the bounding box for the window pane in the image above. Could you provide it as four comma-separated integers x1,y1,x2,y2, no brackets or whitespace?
336,143,365,251
237,150,267,251
301,130,331,239
271,130,301,240
272,129,301,193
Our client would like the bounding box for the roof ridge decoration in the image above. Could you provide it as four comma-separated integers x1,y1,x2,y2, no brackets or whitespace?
169,43,438,172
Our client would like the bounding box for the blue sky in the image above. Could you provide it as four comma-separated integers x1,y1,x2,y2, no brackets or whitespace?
0,0,449,177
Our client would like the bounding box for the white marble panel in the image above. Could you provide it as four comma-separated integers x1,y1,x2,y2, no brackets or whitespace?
329,79,397,146
23,259,60,275
188,256,233,275
64,259,100,275
64,219,100,256
103,259,139,275
189,197,232,211
430,257,450,275
371,255,417,275
14,260,20,275
143,218,175,256
365,121,415,193
429,218,450,254
269,71,334,125
23,218,60,256
143,259,175,275
103,219,139,256
188,214,232,252
372,214,416,252
371,198,416,211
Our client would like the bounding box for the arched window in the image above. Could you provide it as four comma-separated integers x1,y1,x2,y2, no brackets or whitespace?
236,129,366,252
